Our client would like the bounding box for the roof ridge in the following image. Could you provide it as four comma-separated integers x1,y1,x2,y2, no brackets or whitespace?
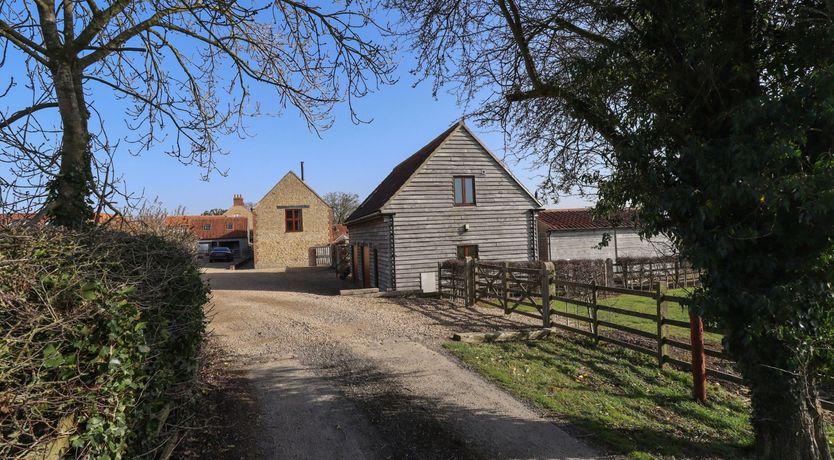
347,121,463,223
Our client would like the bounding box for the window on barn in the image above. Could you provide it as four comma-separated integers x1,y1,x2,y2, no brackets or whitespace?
226,222,234,230
457,245,479,260
202,223,211,231
285,209,303,232
453,176,476,206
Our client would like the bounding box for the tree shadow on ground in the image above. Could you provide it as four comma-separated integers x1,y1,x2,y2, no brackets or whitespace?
237,353,599,460
204,267,352,295
388,297,541,333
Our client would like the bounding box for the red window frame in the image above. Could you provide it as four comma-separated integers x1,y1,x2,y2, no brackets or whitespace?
453,176,476,206
285,209,303,232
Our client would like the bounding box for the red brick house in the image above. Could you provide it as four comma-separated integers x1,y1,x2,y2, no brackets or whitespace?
165,215,250,257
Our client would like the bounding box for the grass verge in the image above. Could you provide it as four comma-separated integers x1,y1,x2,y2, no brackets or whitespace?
446,336,834,459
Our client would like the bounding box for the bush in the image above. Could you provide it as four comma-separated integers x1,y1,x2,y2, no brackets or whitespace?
0,225,208,458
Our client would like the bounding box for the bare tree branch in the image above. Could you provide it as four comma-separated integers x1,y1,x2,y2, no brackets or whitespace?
0,102,59,130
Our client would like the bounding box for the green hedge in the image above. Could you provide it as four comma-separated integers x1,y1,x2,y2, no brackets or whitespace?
0,225,208,458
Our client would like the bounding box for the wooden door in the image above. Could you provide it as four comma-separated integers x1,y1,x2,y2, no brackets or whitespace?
352,244,359,286
362,245,371,288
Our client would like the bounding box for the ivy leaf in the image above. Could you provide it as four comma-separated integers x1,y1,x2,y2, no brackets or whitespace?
43,344,63,369
80,282,100,301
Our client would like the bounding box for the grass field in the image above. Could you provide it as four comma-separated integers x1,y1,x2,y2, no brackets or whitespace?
549,287,723,343
446,337,834,459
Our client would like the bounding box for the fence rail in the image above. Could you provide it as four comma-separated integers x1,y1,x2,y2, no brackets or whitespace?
438,258,832,411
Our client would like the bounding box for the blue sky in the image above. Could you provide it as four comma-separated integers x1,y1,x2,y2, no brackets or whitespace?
0,11,592,215
115,72,591,214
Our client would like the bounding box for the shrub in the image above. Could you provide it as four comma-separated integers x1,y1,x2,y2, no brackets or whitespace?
0,225,208,458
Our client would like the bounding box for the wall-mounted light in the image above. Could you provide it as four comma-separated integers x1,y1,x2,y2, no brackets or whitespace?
462,224,470,232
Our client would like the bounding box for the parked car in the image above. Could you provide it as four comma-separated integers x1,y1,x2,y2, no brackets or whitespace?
208,247,234,262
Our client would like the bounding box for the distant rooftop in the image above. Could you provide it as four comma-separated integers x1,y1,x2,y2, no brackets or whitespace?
538,208,637,231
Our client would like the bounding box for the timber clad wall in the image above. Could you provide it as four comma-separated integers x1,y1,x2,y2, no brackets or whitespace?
546,228,672,261
614,230,673,258
537,220,551,261
253,172,332,269
348,216,392,291
385,128,539,291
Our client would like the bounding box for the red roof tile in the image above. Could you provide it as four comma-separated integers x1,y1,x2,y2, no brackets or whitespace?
331,224,348,242
538,208,637,231
165,215,248,240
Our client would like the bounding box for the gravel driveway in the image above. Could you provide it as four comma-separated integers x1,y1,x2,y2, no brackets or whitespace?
201,267,598,459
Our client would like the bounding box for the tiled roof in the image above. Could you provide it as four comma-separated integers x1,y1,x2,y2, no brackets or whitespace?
538,208,638,231
165,215,248,240
346,121,461,223
331,224,348,242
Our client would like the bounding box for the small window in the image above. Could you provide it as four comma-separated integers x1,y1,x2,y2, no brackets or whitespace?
453,176,476,206
457,245,479,260
202,223,211,231
285,209,303,232
226,222,234,230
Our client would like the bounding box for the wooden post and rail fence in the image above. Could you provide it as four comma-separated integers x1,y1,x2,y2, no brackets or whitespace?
437,258,833,410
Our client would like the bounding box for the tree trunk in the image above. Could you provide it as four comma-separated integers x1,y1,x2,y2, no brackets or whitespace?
738,344,831,459
47,59,93,228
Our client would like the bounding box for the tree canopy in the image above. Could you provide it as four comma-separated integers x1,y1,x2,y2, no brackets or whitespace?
0,0,394,226
389,0,834,457
324,191,360,224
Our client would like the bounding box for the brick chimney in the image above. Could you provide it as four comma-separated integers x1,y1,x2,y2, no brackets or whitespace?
233,194,244,207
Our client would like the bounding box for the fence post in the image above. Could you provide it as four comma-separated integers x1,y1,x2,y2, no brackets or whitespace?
437,262,443,298
655,281,669,368
464,257,476,307
502,262,509,313
622,262,629,289
588,282,599,341
604,258,614,287
540,262,552,328
690,313,707,403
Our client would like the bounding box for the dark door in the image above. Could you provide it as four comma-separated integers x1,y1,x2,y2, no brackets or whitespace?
362,245,371,288
352,244,359,286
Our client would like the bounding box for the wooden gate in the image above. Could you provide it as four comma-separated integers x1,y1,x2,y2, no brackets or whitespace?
474,263,547,319
313,245,331,267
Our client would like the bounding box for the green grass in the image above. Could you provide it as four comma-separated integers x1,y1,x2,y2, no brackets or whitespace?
552,288,722,342
446,336,833,458
501,287,721,344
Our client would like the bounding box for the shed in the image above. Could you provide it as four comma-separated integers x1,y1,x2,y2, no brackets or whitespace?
537,208,673,261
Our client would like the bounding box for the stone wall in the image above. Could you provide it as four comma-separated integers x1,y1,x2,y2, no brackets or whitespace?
253,172,333,269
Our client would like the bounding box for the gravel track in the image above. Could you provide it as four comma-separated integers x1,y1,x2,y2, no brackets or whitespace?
202,267,598,459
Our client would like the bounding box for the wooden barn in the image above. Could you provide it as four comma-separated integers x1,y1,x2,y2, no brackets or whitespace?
537,208,674,261
345,120,542,292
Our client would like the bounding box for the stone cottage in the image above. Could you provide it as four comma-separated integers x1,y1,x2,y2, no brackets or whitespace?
252,171,333,269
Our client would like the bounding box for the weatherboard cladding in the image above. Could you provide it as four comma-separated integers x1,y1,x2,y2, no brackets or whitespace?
383,125,540,291
348,216,392,291
347,123,460,223
537,209,673,260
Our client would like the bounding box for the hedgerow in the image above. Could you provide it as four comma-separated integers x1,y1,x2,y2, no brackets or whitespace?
0,224,208,458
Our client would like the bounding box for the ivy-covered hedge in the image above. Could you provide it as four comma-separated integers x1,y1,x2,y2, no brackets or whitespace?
0,225,208,458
